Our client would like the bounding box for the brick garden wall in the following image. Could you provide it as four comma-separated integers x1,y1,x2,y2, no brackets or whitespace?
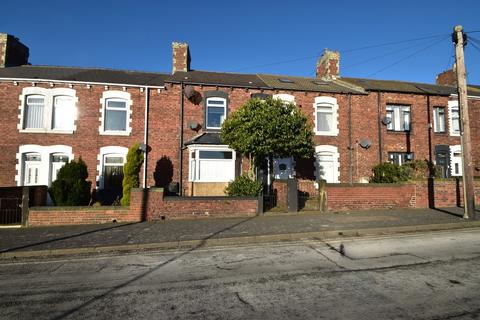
325,183,416,211
130,188,258,220
28,207,140,226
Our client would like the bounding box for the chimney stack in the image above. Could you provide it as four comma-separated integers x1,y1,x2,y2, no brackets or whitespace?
0,33,29,68
316,49,340,80
172,42,190,74
436,67,457,86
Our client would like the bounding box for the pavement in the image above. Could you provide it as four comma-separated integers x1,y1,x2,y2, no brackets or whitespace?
1,207,480,260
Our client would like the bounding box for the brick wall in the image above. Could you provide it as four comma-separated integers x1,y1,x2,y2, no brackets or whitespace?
130,188,258,220
413,180,480,208
1,80,480,195
326,184,415,211
28,207,140,226
300,179,480,212
0,81,147,189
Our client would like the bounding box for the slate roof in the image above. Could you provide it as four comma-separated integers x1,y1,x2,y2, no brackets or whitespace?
341,77,457,96
0,65,169,86
184,132,223,146
167,70,268,88
1,65,479,97
258,74,366,94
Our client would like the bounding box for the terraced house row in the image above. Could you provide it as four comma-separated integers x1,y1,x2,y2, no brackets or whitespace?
1,33,479,202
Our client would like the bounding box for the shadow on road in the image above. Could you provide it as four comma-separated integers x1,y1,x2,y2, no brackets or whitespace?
0,222,141,254
51,215,257,320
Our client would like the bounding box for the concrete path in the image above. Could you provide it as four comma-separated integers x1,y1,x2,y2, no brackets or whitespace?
1,207,479,259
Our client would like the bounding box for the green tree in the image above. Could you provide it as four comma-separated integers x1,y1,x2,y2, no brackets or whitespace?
121,143,144,206
221,98,314,176
49,158,92,206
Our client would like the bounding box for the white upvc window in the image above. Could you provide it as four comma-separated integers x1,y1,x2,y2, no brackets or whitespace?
96,146,128,189
313,96,339,136
386,104,410,132
18,87,77,134
15,145,73,186
450,145,462,176
433,107,446,133
206,97,227,129
52,96,75,130
314,145,340,184
99,91,132,135
188,145,236,182
24,95,45,129
448,101,460,136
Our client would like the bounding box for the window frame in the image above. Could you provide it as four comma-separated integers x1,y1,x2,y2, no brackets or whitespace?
205,97,227,130
18,87,78,134
448,101,460,136
388,152,414,166
433,106,446,133
99,91,132,136
386,104,411,132
313,96,339,136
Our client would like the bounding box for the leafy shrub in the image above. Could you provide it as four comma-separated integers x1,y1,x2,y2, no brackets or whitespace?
225,175,263,196
49,158,92,206
121,143,144,206
370,162,409,183
403,160,429,180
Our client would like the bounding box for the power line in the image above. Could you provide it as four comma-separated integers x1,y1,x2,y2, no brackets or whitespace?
343,40,442,70
366,35,450,77
445,45,455,70
229,33,449,73
341,33,448,53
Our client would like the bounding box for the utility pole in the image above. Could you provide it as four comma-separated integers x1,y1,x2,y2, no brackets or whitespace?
453,25,476,220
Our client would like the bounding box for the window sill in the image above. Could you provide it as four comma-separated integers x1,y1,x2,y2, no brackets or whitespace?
19,129,75,134
99,131,131,136
386,130,411,134
315,131,338,136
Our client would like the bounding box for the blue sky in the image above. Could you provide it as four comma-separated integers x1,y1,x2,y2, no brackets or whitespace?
1,0,479,84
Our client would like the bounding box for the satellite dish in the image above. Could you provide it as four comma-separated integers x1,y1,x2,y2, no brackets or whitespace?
184,85,196,99
189,121,199,131
382,117,392,125
359,138,372,149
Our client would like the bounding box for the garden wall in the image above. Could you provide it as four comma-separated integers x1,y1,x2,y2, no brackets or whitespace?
130,188,259,221
28,206,140,226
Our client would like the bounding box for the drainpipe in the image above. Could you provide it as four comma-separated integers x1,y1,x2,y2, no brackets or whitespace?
377,91,383,163
142,86,150,188
348,94,353,184
179,83,185,195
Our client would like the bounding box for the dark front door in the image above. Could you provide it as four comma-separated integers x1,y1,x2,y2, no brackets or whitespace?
103,165,124,204
435,145,450,178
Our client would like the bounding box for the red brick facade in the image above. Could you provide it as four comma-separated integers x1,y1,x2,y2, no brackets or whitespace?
1,35,480,203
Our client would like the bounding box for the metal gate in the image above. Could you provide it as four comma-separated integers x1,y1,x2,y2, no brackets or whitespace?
0,197,22,225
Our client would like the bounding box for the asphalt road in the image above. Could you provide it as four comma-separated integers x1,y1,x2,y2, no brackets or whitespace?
1,229,480,320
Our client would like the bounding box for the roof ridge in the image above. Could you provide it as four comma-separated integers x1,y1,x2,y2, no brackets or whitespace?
17,65,169,75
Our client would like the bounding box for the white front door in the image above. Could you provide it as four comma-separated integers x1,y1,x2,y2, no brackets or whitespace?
317,153,334,183
24,154,41,186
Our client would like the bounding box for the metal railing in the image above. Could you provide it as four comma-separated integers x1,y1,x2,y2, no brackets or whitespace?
0,198,22,225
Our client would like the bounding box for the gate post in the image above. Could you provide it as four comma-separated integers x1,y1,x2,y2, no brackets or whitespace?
287,178,298,213
21,187,30,227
